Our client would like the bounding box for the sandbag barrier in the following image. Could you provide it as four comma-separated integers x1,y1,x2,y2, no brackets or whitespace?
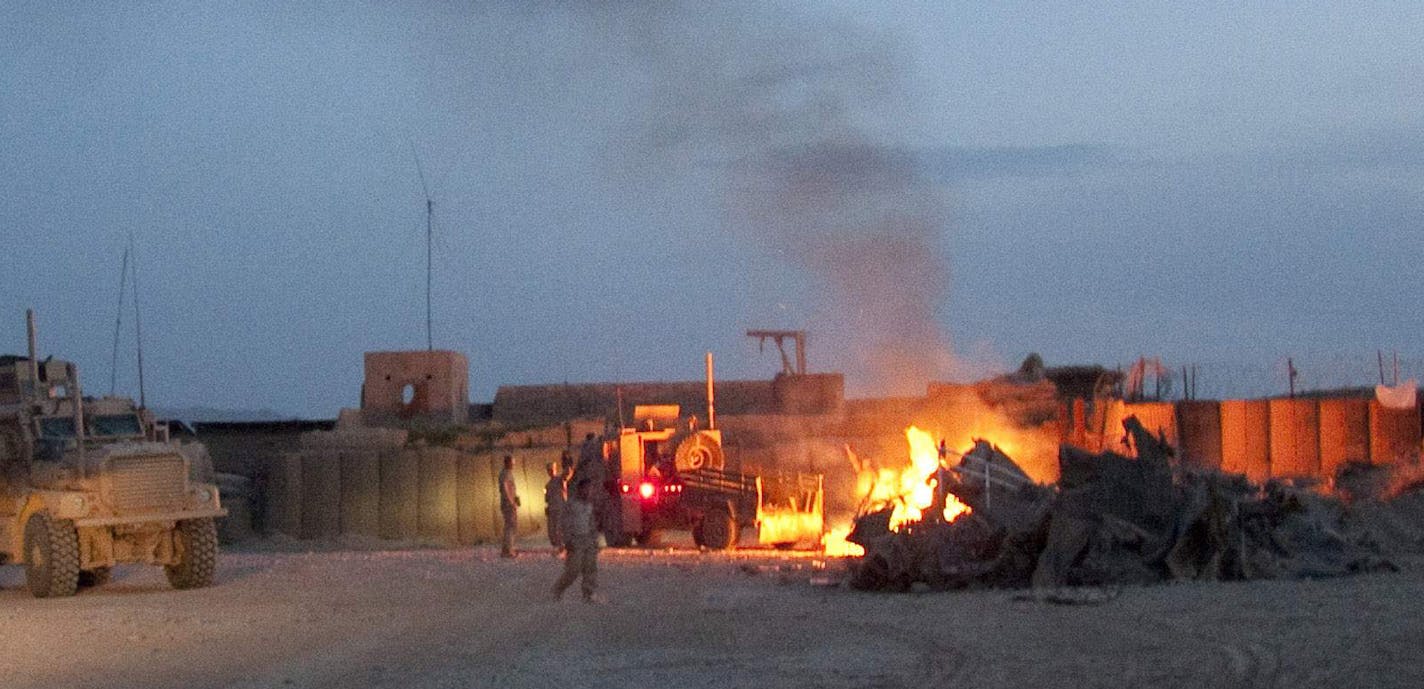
1065,397,1420,484
265,447,562,545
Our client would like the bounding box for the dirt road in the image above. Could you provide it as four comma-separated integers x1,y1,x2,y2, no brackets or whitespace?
2,542,1421,688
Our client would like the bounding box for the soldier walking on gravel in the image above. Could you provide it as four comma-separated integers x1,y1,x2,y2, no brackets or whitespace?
499,455,520,558
553,478,600,602
572,433,607,533
544,458,569,553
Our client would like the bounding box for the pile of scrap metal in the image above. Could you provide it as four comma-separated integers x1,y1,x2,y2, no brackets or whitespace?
847,417,1396,592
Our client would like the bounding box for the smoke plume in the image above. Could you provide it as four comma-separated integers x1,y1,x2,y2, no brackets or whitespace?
604,3,956,394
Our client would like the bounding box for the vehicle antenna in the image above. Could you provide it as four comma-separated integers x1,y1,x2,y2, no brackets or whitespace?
131,235,147,409
110,243,130,396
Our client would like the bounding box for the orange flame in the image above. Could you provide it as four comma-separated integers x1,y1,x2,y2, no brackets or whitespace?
855,426,973,532
821,525,864,557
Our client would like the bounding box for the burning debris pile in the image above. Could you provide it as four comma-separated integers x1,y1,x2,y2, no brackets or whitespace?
846,417,1396,592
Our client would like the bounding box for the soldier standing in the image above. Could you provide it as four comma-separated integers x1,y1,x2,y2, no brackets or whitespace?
544,458,568,553
553,478,600,602
572,432,608,533
498,455,520,558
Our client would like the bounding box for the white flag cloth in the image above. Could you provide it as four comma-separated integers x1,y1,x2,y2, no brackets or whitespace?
1375,380,1418,409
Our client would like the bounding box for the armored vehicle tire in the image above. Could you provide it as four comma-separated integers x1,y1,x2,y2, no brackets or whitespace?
78,567,113,588
699,509,736,550
165,518,218,590
24,512,80,598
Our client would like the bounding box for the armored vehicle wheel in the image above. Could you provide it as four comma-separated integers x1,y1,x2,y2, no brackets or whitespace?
165,518,218,590
699,509,737,550
78,567,113,589
24,512,80,598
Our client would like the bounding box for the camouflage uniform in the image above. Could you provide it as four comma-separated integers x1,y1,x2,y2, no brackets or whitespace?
498,463,519,557
553,490,599,601
572,435,608,533
544,468,567,549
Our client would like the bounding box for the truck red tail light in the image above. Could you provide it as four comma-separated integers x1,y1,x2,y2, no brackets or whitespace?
638,482,656,499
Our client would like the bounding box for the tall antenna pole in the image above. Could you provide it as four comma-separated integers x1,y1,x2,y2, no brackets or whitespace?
408,137,434,351
110,244,130,396
131,236,147,409
426,196,433,351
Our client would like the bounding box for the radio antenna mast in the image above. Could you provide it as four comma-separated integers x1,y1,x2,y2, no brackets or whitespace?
110,243,130,396
130,235,147,409
408,137,434,351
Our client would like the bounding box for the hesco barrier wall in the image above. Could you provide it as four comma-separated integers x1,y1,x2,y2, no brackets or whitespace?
266,445,565,545
1081,397,1419,484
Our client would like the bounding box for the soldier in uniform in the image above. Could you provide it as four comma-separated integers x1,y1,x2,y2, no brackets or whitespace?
572,432,608,533
552,478,600,602
498,455,520,558
544,458,568,553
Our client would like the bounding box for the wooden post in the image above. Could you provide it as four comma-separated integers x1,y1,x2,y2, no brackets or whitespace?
1288,358,1297,399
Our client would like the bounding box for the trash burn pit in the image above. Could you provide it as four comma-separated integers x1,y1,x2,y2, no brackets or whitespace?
828,416,1402,593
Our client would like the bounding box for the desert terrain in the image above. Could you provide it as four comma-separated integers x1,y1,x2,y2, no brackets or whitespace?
2,537,1421,689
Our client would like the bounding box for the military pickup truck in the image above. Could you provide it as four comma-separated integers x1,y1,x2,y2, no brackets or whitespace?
0,312,224,597
601,404,823,550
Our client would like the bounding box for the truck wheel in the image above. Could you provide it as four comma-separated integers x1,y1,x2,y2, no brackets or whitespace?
699,509,737,550
635,529,662,548
165,518,218,590
24,512,80,598
691,523,705,547
604,530,633,548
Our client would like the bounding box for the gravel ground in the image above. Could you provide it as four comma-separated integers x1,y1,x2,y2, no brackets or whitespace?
2,540,1422,689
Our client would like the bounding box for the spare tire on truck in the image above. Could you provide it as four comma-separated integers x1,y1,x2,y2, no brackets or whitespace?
674,432,724,472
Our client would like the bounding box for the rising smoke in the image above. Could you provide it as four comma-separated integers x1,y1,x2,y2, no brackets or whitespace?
597,3,957,394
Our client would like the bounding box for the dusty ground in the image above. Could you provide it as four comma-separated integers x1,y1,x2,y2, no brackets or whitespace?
2,538,1422,689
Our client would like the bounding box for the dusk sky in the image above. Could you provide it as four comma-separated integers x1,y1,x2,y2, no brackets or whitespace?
3,2,1421,418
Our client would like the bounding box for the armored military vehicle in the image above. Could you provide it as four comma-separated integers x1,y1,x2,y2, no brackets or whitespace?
0,311,225,597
